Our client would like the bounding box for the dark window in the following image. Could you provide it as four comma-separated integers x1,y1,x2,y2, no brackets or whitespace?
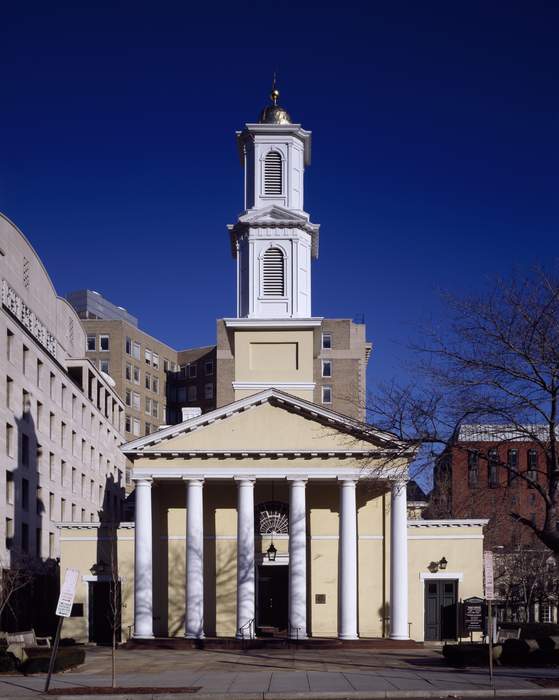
508,449,519,485
21,523,28,552
488,448,499,487
527,449,538,485
468,451,479,487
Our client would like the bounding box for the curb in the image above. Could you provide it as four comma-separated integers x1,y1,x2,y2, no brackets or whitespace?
10,689,559,700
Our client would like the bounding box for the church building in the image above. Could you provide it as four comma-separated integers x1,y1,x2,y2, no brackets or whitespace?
59,89,486,644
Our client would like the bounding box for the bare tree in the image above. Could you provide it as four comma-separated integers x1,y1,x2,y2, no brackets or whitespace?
367,268,559,552
0,554,35,626
494,548,558,623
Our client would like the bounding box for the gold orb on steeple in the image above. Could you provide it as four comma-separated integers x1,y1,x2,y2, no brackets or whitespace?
259,75,292,124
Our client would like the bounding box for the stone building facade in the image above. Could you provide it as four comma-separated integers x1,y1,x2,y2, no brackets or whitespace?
0,214,126,567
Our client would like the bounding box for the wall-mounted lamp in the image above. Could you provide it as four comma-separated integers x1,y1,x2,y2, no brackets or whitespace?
90,560,109,576
428,556,448,573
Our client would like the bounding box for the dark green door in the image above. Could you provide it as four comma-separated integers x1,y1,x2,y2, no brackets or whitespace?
424,580,458,641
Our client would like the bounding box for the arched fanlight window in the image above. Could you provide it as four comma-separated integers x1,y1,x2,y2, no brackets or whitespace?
262,247,285,297
256,501,289,535
263,151,283,195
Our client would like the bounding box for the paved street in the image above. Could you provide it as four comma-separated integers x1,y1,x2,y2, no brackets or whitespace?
1,646,559,697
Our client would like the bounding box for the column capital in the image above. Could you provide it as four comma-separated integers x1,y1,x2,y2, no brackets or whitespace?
234,475,256,484
133,477,153,487
337,476,358,486
390,478,408,492
182,476,205,485
286,475,308,484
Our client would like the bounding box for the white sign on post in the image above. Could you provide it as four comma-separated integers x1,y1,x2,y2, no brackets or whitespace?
55,568,79,617
484,551,495,600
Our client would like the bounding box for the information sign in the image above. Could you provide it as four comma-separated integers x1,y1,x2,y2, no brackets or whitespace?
484,551,495,600
462,596,485,633
55,568,79,618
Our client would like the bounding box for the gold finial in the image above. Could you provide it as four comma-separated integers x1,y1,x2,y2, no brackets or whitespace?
271,72,279,106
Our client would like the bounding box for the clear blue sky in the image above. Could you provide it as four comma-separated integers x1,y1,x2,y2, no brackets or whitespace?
2,1,557,389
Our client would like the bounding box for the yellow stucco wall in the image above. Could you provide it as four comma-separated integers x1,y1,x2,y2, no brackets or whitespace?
58,492,485,643
407,522,485,641
234,329,314,384
59,525,135,642
143,402,379,455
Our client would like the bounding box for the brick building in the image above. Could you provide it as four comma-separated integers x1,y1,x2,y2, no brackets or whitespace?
431,425,549,548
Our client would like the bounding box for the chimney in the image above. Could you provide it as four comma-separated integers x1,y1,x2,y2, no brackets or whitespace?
182,407,202,422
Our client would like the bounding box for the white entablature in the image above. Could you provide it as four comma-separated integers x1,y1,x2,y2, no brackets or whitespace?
228,100,320,320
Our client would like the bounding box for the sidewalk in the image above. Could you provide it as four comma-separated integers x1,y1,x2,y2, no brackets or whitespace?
1,646,558,698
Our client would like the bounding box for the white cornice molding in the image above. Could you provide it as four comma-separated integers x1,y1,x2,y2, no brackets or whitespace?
420,571,464,581
227,204,319,258
224,318,323,329
131,466,401,480
132,449,376,459
55,521,134,530
237,124,312,165
407,519,489,528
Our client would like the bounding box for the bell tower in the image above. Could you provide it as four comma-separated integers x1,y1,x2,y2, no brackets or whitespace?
223,86,322,403
228,86,320,319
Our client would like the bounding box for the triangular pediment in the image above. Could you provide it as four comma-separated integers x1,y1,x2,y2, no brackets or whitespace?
122,388,403,458
228,206,320,258
238,205,311,226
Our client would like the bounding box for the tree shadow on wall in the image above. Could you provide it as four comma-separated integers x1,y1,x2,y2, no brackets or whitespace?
1,406,59,635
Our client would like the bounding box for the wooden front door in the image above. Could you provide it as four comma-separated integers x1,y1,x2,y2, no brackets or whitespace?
257,565,288,632
424,579,458,641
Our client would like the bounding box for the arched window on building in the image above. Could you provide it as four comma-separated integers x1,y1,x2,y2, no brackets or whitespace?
262,247,285,297
263,151,283,195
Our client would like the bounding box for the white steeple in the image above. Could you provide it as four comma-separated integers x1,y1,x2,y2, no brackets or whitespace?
228,86,320,320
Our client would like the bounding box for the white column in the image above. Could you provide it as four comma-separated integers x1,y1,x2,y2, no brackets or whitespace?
390,479,409,639
185,477,204,639
236,477,255,638
288,478,307,639
338,477,358,640
134,478,153,638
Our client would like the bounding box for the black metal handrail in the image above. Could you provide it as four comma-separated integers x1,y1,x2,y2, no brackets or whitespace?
288,622,301,647
239,618,255,641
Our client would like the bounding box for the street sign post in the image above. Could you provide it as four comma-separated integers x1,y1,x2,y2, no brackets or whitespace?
483,551,495,687
45,568,79,692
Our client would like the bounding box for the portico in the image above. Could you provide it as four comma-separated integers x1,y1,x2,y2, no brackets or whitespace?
125,389,411,641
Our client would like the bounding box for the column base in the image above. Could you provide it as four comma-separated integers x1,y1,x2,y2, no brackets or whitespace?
339,633,359,640
133,634,154,640
389,634,410,640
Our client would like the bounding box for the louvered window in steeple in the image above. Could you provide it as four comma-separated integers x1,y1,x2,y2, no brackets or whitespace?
264,151,283,195
262,248,285,297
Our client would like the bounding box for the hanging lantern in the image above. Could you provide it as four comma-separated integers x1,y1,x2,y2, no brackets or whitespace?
267,541,277,562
